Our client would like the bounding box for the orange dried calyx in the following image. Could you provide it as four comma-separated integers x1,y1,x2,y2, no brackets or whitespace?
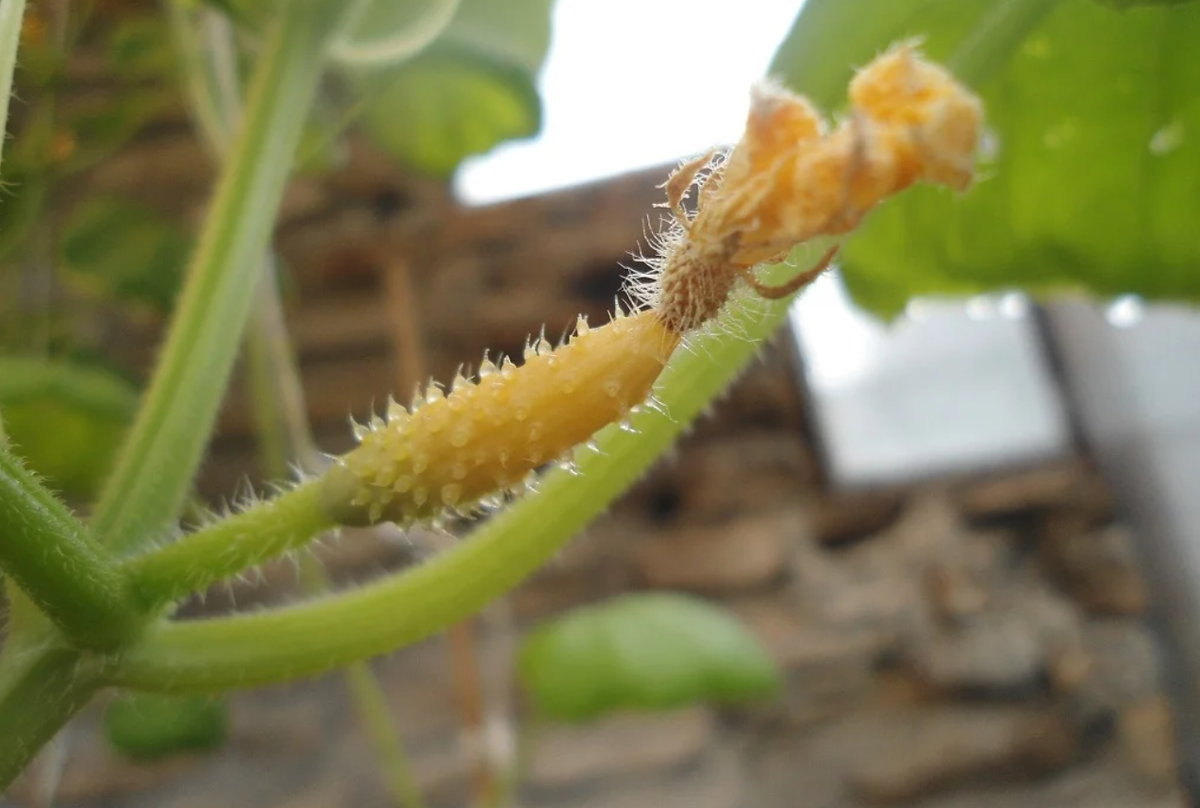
653,42,983,334
321,310,680,526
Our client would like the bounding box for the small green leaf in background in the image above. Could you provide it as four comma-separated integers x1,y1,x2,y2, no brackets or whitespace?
769,0,1200,317
356,0,553,177
362,46,541,178
60,197,192,314
0,356,137,498
103,694,227,761
517,593,781,723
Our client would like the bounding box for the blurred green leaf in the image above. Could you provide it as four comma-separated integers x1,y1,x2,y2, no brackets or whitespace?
357,0,552,177
333,0,457,67
437,0,552,75
107,15,177,80
517,593,781,723
103,694,227,760
1094,0,1196,7
770,0,1200,316
62,90,170,174
12,30,64,87
0,173,46,262
0,356,137,498
362,45,540,177
60,197,191,313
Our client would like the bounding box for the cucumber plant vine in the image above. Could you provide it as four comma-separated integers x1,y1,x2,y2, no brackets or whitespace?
1,0,1123,793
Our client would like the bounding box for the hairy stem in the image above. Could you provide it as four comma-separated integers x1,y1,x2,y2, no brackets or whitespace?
102,270,798,692
0,445,142,648
382,258,497,805
0,648,104,792
0,0,26,176
89,0,347,553
170,16,423,805
122,482,333,611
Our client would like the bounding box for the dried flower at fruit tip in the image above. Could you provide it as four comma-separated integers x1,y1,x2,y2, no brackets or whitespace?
652,41,984,334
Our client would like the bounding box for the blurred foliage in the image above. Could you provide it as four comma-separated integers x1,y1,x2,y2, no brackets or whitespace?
770,0,1200,317
0,172,45,262
361,46,541,177
334,0,455,65
517,593,781,722
356,0,552,176
1094,0,1196,7
0,9,178,497
107,15,179,79
60,197,191,315
0,356,137,498
103,694,228,760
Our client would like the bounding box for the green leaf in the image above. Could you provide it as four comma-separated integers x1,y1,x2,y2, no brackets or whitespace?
1094,0,1196,8
103,694,227,760
333,0,457,67
0,356,137,498
60,197,191,314
362,45,540,177
517,593,781,723
357,0,552,176
437,0,552,76
769,0,1200,316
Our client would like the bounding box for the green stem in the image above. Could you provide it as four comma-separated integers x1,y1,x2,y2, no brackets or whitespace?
0,445,142,649
103,268,801,692
342,661,430,808
298,559,428,808
0,647,104,792
169,5,240,154
246,279,296,481
245,256,322,478
0,0,26,177
122,482,333,611
178,5,319,476
948,0,1062,87
89,0,347,553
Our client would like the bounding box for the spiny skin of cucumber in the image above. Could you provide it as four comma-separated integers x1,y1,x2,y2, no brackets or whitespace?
320,310,681,527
